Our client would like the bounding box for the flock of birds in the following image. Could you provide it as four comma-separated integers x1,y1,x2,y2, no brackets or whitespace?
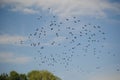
20,8,120,73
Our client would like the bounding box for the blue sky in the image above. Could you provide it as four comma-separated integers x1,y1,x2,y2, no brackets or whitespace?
0,0,120,80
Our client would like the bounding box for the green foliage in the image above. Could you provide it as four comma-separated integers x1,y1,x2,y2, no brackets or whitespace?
0,70,61,80
28,70,41,80
28,70,60,80
9,71,20,80
19,74,27,80
0,73,9,80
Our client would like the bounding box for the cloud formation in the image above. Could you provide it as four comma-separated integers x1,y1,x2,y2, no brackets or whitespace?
0,52,31,64
0,34,27,45
89,73,120,80
0,0,119,18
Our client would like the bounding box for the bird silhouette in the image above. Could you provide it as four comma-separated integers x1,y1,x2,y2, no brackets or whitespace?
24,10,112,73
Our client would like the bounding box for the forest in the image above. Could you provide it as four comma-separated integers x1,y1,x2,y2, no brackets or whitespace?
0,70,61,80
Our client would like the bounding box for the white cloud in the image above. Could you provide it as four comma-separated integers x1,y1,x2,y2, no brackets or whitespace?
0,34,27,45
10,7,39,14
0,0,119,17
89,73,120,80
0,52,31,64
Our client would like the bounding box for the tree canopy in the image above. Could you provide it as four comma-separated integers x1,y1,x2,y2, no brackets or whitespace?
0,70,61,80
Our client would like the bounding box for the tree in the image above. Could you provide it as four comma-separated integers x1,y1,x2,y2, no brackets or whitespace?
19,74,27,80
9,71,20,80
27,70,41,80
28,70,61,80
56,76,61,80
0,73,9,80
40,70,56,80
0,70,61,80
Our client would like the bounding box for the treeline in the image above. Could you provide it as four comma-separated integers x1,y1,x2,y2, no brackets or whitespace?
0,70,61,80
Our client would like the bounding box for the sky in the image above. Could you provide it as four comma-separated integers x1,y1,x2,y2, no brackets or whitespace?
0,0,120,80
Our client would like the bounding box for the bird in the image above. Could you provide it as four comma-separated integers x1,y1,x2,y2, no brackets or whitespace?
20,40,23,44
26,13,108,72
